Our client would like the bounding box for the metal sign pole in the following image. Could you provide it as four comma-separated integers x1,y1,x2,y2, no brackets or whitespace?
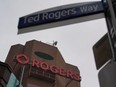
107,0,116,31
103,0,116,60
19,65,25,87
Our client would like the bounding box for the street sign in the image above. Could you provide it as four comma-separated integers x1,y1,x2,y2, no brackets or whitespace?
93,33,112,69
98,60,116,87
18,1,104,34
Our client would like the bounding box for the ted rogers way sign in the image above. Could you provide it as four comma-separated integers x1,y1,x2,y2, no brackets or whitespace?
18,1,104,34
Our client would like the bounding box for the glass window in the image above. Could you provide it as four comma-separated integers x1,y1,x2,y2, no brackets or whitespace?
34,51,54,60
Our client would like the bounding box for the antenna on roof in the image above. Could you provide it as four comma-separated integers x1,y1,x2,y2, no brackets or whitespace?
53,41,58,46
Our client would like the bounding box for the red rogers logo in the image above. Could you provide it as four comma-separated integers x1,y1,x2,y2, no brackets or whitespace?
16,54,81,81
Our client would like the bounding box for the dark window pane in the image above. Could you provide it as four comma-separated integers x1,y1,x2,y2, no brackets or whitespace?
34,51,54,60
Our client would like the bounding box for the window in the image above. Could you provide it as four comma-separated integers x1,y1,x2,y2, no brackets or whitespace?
34,51,54,60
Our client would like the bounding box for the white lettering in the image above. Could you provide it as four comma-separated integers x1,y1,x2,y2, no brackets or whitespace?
49,13,55,19
24,14,40,23
70,8,77,15
28,17,33,23
80,5,98,13
80,6,88,13
42,8,77,20
24,16,28,24
33,14,40,22
42,13,49,20
54,11,61,19
93,5,98,11
61,10,67,17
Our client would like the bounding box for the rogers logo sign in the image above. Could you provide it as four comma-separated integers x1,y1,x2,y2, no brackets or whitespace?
16,54,81,81
16,54,29,64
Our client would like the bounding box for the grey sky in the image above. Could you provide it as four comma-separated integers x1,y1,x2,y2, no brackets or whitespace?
0,0,107,87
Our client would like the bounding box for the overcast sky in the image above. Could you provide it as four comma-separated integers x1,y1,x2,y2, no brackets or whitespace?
0,0,107,87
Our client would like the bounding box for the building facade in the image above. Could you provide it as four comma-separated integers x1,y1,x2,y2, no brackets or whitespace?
0,62,22,87
5,40,81,87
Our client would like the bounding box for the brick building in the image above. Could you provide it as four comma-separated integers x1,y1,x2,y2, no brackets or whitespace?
5,40,81,87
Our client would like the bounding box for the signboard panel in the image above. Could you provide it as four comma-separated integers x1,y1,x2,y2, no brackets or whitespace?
93,33,112,69
98,60,116,87
18,1,104,34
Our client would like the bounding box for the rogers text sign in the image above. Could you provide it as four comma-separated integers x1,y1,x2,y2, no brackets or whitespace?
16,54,81,81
